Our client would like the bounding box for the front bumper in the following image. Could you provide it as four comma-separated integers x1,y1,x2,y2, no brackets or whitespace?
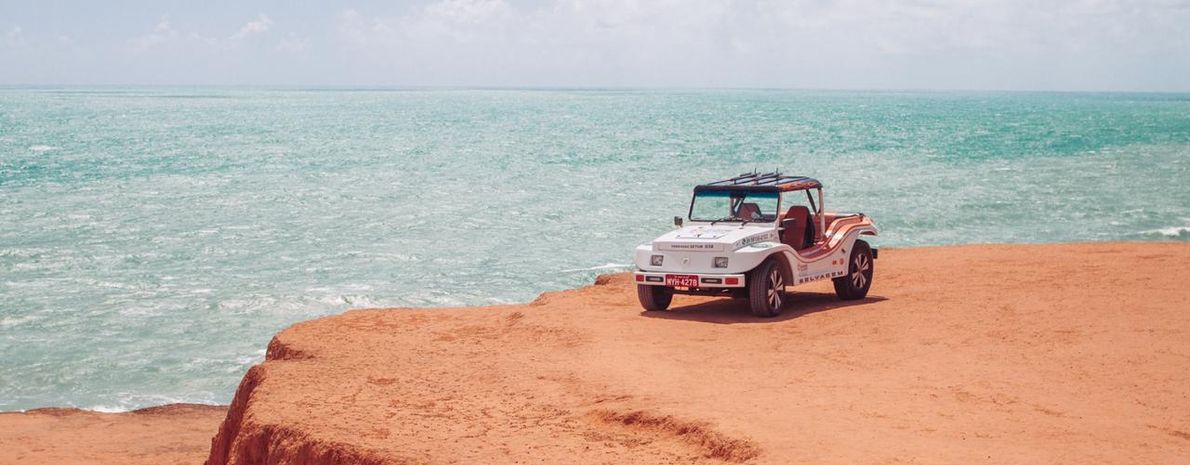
633,271,747,288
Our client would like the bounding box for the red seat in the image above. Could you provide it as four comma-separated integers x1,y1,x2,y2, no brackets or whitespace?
781,206,813,250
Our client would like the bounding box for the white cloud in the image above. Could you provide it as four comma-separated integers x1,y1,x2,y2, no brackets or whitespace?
129,16,178,52
230,14,273,41
128,13,280,55
424,0,510,24
338,1,512,47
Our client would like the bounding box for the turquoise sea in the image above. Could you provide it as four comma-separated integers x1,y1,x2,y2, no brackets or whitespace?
1,88,1188,411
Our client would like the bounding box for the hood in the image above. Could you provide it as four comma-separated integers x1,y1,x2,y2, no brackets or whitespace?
651,224,778,252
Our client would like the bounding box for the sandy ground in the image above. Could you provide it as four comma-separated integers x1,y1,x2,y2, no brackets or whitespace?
0,404,226,465
3,243,1188,464
205,242,1189,465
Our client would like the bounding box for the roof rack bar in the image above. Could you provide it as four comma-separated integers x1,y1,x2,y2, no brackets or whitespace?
725,171,780,185
771,175,810,186
747,172,783,185
729,173,760,185
737,172,794,185
706,171,764,186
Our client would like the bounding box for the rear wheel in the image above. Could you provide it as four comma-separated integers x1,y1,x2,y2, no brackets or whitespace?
748,260,785,317
833,240,873,300
637,284,673,311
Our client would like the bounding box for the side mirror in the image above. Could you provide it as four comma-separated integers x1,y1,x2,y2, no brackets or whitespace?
673,216,684,227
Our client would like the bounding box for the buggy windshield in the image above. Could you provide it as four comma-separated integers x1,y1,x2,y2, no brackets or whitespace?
689,190,779,223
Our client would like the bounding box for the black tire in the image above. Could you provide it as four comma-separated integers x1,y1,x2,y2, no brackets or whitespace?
748,260,785,317
833,240,873,300
637,284,673,311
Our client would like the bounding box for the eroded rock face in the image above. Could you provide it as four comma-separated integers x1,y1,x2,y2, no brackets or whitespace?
205,294,740,465
206,244,1190,465
0,404,225,465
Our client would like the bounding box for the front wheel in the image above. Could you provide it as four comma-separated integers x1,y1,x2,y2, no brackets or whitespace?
748,260,785,317
833,240,873,300
637,284,673,311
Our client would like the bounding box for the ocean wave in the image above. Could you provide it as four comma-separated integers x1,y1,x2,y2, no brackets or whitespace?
1143,225,1190,238
0,315,40,328
80,392,221,413
86,404,131,413
560,263,633,273
28,145,57,153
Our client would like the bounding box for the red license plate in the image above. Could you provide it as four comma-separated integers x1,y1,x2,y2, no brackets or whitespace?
665,274,700,287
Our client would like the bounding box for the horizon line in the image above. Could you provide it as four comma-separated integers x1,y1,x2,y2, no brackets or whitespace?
2,83,1189,95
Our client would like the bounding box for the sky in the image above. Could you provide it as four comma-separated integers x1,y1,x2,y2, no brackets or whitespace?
1,0,1188,91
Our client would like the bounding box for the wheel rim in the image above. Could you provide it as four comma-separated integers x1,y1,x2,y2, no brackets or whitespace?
851,254,870,288
767,268,784,310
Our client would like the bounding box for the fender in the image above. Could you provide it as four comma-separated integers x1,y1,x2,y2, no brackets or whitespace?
733,242,798,283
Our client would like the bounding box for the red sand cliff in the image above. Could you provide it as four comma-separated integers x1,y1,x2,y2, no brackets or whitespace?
2,243,1187,464
204,243,1190,465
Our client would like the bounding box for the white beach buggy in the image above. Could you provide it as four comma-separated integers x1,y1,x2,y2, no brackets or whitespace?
633,172,879,317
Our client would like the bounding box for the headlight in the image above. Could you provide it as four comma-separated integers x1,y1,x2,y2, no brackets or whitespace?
650,255,664,266
713,257,729,268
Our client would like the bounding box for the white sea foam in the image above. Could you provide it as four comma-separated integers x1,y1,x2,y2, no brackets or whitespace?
560,263,633,273
236,351,264,366
332,294,381,307
1145,225,1190,237
28,144,57,152
97,393,219,412
0,315,39,328
86,405,131,413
